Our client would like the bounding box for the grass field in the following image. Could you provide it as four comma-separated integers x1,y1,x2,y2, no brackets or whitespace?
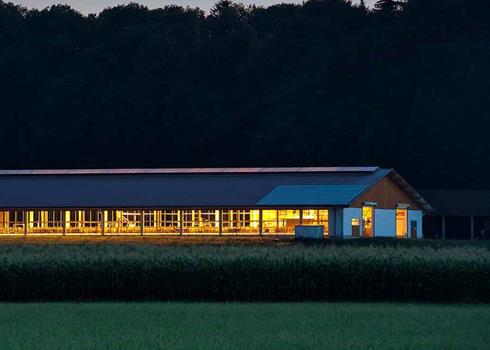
0,303,488,350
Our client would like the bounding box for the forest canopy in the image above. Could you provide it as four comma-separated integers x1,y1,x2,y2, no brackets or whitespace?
0,0,489,188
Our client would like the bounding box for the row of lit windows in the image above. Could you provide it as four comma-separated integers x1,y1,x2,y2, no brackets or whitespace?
0,209,329,235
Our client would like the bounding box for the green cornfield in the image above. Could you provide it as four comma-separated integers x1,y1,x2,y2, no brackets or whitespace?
0,243,488,302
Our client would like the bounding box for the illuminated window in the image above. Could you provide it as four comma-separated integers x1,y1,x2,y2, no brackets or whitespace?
47,211,63,227
396,209,407,238
31,211,45,228
182,210,219,234
278,210,301,233
263,209,300,234
0,211,7,231
143,210,158,228
160,210,180,233
1,210,26,234
141,210,180,234
104,210,122,234
105,210,118,223
362,206,374,237
122,211,141,226
119,211,141,234
66,210,102,234
28,210,63,234
222,210,260,235
162,210,179,227
262,210,278,234
302,209,329,236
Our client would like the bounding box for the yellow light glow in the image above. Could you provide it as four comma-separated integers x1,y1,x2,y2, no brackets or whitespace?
362,207,374,237
0,208,329,236
222,210,260,235
396,209,407,238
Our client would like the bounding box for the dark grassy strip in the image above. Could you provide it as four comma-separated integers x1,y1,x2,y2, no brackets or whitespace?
303,237,490,250
0,243,488,302
0,235,488,249
0,303,489,350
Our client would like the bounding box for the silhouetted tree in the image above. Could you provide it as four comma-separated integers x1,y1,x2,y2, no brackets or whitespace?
0,0,489,188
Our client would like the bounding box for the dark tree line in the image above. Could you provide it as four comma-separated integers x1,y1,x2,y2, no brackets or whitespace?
0,0,489,188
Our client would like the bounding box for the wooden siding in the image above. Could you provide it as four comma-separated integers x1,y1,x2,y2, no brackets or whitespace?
350,176,422,210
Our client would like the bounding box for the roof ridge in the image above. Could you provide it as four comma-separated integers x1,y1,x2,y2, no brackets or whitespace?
0,167,380,175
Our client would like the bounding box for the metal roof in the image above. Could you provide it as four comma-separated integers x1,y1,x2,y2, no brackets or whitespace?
258,185,369,206
421,190,490,216
0,167,379,176
0,167,429,209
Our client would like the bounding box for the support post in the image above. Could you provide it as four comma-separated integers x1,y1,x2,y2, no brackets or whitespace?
179,210,183,236
441,216,446,240
276,209,279,232
101,210,105,236
218,209,222,236
335,209,344,237
299,209,303,225
259,209,263,236
65,210,70,235
24,210,28,236
327,208,344,238
328,209,336,238
470,215,474,240
140,210,144,236
62,211,67,236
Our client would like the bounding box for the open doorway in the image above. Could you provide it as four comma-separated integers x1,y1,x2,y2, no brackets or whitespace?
362,206,374,237
396,209,407,238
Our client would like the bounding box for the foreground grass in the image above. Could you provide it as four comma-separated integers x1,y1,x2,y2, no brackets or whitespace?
0,303,488,350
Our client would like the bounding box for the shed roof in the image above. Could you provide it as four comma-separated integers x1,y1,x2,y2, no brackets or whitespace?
420,190,490,216
0,167,429,209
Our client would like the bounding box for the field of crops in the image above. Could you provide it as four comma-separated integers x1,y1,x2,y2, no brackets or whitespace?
1,302,489,350
0,242,488,302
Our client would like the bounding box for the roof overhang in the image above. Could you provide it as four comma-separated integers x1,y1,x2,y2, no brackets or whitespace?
388,170,434,212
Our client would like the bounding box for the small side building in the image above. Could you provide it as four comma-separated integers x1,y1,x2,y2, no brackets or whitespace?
421,190,490,240
0,167,431,238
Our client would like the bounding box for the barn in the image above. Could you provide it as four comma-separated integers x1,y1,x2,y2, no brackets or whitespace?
0,167,431,238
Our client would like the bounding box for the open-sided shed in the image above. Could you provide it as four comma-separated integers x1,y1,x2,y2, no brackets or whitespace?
422,190,490,240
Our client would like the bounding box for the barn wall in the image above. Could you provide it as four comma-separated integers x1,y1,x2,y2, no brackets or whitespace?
351,176,421,210
328,208,344,237
342,208,362,238
374,209,396,237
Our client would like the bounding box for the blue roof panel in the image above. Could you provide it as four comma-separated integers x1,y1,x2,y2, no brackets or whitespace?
257,185,369,206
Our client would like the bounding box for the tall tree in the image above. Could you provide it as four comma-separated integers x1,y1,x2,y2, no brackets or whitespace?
0,0,489,187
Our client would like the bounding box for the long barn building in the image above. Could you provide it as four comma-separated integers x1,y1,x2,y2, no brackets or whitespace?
0,167,431,238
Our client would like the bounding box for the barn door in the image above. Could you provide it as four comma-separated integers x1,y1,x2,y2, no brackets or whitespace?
351,218,360,238
410,220,417,239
